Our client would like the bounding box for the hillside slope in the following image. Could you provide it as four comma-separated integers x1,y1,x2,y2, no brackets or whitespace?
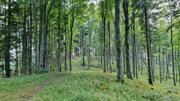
0,59,180,101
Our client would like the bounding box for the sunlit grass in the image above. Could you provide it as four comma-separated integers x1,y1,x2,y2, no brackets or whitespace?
0,57,179,101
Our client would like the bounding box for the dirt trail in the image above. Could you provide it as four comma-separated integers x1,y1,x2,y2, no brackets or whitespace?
25,74,64,101
0,72,69,101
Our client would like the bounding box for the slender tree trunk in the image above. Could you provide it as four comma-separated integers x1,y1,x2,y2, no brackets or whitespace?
4,0,12,77
39,0,47,70
123,0,132,79
132,12,137,79
108,21,112,72
115,0,123,82
88,22,92,68
163,53,166,81
22,3,28,75
144,0,153,85
82,31,85,66
159,35,162,83
69,1,75,72
57,1,62,72
64,15,67,71
15,47,19,76
166,54,170,81
170,15,176,86
29,4,33,74
34,4,38,69
102,15,106,72
123,48,126,74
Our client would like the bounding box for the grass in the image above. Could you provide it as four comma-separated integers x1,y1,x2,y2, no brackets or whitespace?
0,57,180,101
0,74,48,101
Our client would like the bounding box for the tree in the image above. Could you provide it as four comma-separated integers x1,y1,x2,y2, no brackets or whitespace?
169,0,176,86
115,0,123,82
5,0,12,77
144,0,153,85
39,0,47,70
57,0,62,72
123,0,132,79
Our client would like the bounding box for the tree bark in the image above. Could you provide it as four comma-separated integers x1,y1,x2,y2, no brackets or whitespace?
144,0,153,85
108,21,112,72
57,1,62,72
115,0,123,82
69,0,75,72
123,0,132,79
170,15,176,86
39,0,47,70
22,2,28,75
5,0,11,77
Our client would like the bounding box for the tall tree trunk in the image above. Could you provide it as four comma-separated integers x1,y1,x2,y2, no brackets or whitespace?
107,21,112,72
170,14,176,86
123,0,132,79
39,0,47,70
34,3,38,69
103,16,106,72
22,3,28,75
5,0,11,77
29,4,33,74
115,0,123,82
88,21,92,69
132,12,137,79
57,1,62,72
69,1,75,72
64,15,68,71
159,35,162,83
144,0,153,85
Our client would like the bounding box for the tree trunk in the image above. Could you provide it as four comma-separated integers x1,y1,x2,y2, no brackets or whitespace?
64,15,68,71
57,1,62,72
4,0,11,77
170,15,176,86
88,21,92,68
29,4,33,74
115,0,123,82
69,1,75,72
132,12,137,79
144,0,153,85
159,35,162,83
39,0,47,70
123,0,132,79
22,3,28,75
108,21,112,72
82,30,85,66
103,15,106,72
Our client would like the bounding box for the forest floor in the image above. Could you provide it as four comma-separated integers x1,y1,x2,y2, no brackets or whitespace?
0,57,180,101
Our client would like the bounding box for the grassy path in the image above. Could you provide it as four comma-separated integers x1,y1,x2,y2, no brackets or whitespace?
0,65,180,101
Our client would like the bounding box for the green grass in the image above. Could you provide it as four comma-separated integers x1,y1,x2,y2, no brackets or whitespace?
0,57,180,101
32,69,180,101
0,74,48,92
